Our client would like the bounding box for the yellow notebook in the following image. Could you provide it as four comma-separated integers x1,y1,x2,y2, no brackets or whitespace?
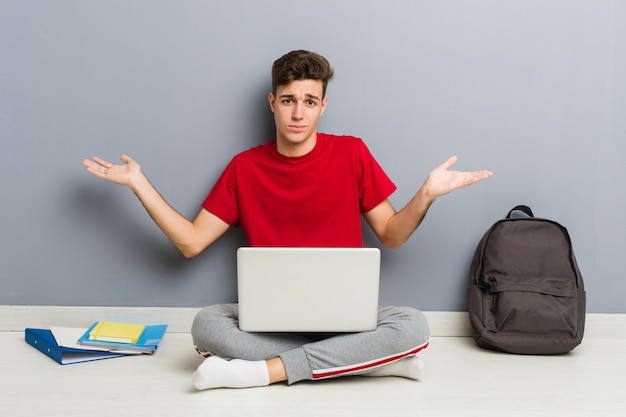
88,321,146,344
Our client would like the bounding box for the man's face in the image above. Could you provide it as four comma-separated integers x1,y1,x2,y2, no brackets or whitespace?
268,79,328,157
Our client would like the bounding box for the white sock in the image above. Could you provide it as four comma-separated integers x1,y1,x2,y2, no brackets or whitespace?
192,356,270,390
362,355,425,380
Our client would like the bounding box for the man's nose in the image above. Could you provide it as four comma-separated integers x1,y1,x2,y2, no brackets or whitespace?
292,103,304,120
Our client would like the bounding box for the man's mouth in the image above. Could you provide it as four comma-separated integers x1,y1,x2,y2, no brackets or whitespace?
288,125,307,132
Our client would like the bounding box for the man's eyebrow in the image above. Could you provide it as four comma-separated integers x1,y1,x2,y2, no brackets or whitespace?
278,93,321,101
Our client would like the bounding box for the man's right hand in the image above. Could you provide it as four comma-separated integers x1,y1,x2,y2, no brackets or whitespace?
82,154,142,187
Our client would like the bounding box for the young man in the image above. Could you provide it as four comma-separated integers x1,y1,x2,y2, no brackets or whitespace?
83,50,492,389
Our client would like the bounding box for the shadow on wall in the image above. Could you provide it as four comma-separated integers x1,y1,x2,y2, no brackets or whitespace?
67,183,189,271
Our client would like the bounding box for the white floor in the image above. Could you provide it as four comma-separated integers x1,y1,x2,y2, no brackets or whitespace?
1,308,625,417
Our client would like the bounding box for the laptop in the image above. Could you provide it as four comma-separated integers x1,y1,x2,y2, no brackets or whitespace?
237,247,381,332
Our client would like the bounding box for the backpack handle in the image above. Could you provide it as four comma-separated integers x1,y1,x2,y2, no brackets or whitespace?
506,205,534,219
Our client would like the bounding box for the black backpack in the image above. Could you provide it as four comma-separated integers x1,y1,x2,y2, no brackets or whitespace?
468,205,586,354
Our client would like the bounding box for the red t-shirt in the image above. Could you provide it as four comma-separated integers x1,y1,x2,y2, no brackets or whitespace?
202,133,396,247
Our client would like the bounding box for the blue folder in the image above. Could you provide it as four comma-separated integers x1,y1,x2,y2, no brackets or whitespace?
77,323,168,354
25,328,128,365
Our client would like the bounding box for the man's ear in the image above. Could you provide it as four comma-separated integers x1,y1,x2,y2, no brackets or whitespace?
268,92,276,113
320,96,328,115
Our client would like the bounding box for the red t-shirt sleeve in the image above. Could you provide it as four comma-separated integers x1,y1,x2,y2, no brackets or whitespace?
355,139,397,213
201,159,241,227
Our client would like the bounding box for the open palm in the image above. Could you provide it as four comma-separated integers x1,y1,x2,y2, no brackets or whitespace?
82,154,142,186
425,156,493,198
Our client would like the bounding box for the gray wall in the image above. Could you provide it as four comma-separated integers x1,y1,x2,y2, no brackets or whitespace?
1,1,624,313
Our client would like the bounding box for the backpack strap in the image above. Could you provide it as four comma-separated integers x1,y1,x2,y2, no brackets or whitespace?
506,205,534,219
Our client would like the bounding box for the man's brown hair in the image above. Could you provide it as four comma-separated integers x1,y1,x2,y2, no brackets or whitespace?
271,50,334,98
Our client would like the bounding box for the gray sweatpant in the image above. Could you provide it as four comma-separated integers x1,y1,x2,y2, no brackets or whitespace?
191,304,430,384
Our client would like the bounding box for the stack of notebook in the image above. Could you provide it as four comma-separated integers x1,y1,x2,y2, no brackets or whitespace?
25,321,168,365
